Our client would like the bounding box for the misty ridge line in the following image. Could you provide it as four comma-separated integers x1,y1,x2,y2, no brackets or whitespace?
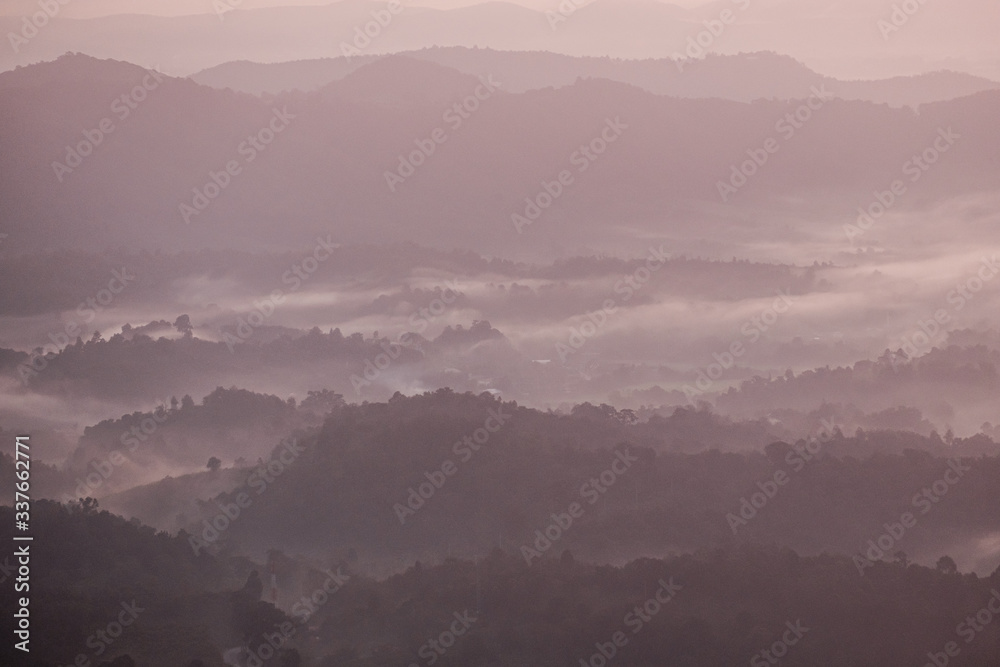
0,245,816,347
16,267,136,384
682,288,795,404
222,234,336,351
187,436,305,556
5,386,1000,664
3,4,1000,664
58,398,171,504
350,278,462,395
6,259,999,443
334,0,404,61
7,53,1000,264
6,0,996,83
5,51,1000,260
886,253,1000,367
187,47,1000,104
554,243,668,366
672,0,752,73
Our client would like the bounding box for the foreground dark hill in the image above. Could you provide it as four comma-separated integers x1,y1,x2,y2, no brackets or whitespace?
3,501,998,666
289,546,1000,666
2,54,998,257
0,501,295,667
193,48,1000,106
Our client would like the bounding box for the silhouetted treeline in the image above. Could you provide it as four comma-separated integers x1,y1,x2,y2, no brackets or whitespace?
296,544,1000,666
0,500,295,667
6,499,997,666
97,391,999,573
715,344,1000,432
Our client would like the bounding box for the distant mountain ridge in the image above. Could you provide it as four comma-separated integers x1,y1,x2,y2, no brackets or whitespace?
0,0,997,80
192,48,1000,108
2,53,998,257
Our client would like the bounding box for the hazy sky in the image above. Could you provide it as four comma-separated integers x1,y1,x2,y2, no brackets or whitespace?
0,0,723,18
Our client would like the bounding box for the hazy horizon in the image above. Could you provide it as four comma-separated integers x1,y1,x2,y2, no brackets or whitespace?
2,0,999,80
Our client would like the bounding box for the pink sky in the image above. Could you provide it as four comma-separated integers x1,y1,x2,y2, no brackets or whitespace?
0,0,787,18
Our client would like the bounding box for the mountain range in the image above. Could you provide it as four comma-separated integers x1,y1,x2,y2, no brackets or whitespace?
191,47,1000,107
1,0,998,80
2,53,998,258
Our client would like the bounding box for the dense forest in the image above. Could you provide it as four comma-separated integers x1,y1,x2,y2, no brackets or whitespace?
2,500,998,666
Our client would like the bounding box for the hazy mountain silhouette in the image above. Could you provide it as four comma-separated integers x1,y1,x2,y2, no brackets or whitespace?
194,48,1000,107
1,0,997,80
5,4,1000,665
3,54,998,258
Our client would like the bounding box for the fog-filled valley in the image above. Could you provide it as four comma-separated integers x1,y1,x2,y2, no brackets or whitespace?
2,1,1000,665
